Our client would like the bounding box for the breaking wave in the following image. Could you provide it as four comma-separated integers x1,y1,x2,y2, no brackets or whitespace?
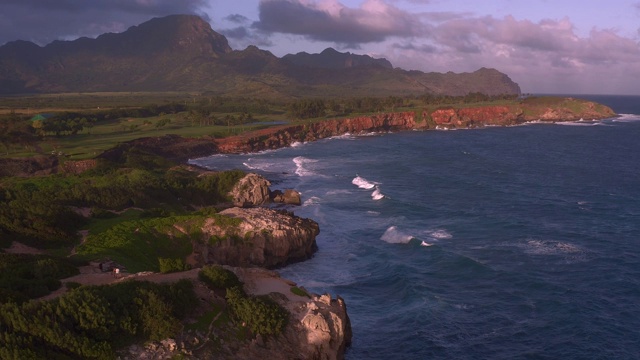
381,226,414,244
352,175,376,189
294,156,318,177
371,187,385,200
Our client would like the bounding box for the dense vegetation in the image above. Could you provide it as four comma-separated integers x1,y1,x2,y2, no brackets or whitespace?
0,253,80,303
199,265,288,337
0,152,244,248
0,280,197,359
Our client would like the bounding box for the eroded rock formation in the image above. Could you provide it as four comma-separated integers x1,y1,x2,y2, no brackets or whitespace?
229,173,272,207
229,173,303,207
198,207,319,269
230,267,352,360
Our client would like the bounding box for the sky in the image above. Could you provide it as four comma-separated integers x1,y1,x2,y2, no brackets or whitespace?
1,0,640,95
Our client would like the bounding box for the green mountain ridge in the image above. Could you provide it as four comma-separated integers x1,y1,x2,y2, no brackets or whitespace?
0,14,521,97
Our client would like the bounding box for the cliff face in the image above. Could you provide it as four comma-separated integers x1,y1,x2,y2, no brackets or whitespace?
213,99,614,154
427,98,616,129
198,207,319,269
216,112,417,154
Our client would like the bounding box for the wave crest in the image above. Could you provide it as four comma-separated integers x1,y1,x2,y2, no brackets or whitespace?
372,187,385,200
381,226,414,244
352,175,376,189
294,156,318,177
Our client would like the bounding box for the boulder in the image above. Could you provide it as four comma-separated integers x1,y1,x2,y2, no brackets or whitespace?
271,189,302,206
229,173,271,207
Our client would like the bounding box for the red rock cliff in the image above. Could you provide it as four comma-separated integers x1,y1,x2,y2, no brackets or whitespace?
215,112,417,153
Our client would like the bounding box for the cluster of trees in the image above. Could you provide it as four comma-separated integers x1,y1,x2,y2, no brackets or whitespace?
29,102,188,137
289,99,326,119
286,93,518,119
0,112,37,154
199,265,288,337
0,280,197,359
419,92,518,105
0,253,80,303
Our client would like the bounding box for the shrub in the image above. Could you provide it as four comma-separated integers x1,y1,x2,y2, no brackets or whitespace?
158,257,189,274
290,286,310,298
198,265,242,290
226,288,288,337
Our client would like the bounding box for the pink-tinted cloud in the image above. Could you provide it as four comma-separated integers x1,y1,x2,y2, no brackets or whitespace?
254,0,426,44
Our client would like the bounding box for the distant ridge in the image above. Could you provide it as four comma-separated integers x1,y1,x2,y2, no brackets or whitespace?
0,14,521,97
283,47,393,70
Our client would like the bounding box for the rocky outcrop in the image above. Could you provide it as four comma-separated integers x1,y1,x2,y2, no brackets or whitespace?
271,189,302,206
199,207,319,268
229,173,303,207
229,267,352,360
229,173,272,207
119,268,351,360
427,98,616,129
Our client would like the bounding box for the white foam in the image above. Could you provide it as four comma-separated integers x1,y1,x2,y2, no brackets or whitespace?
326,189,352,196
329,132,355,140
357,131,380,137
420,241,433,247
303,196,321,206
294,156,318,177
290,141,304,147
352,175,376,190
613,114,640,122
556,121,601,127
381,226,414,244
371,187,385,200
518,239,587,263
428,229,452,239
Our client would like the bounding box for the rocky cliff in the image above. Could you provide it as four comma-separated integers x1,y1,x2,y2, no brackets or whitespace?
427,97,616,129
121,268,351,360
196,207,319,269
230,267,352,360
212,99,615,153
216,112,418,154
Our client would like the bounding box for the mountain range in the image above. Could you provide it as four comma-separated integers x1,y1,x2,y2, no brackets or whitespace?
0,14,521,97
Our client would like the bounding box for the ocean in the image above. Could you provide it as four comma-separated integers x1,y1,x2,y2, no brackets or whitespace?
191,96,640,359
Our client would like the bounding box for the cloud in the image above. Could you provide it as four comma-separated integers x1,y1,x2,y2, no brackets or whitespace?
0,0,208,45
386,14,640,94
225,14,250,23
254,0,426,44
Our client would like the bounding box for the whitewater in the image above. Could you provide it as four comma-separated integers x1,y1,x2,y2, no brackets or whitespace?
191,95,640,359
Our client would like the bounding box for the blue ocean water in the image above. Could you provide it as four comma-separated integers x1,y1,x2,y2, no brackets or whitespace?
192,97,640,359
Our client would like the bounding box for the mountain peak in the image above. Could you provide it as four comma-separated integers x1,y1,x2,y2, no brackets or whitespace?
104,14,232,55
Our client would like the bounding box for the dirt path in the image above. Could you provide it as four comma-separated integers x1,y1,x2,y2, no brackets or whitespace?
38,264,307,303
7,240,308,303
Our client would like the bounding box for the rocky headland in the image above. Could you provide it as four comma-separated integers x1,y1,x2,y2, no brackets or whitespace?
212,98,615,154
